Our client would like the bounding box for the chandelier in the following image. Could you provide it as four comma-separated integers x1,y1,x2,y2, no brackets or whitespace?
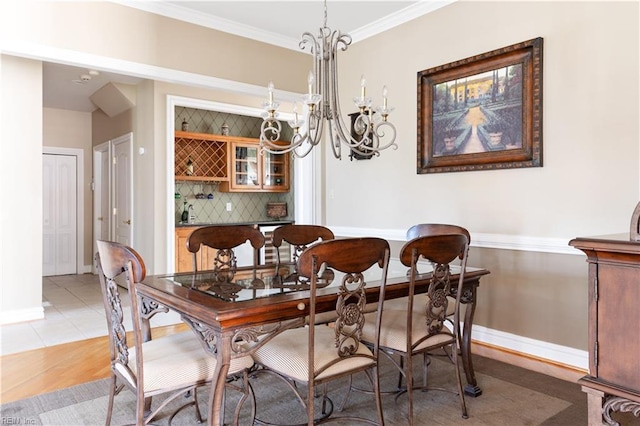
259,1,398,160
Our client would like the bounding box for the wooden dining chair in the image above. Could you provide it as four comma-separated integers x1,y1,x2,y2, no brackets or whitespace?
271,224,335,265
250,237,390,425
405,223,471,245
361,234,470,424
398,223,471,344
186,224,265,272
95,240,255,425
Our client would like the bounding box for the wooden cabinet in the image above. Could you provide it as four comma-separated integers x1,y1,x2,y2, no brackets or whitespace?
176,131,289,192
175,226,218,273
569,234,640,425
219,140,289,192
175,131,231,182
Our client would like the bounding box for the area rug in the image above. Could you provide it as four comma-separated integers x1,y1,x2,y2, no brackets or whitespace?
1,355,586,425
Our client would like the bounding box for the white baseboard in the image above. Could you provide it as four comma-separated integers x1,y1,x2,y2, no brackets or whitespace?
471,324,589,371
0,306,44,325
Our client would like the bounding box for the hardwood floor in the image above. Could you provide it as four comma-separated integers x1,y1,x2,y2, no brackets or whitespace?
0,323,188,404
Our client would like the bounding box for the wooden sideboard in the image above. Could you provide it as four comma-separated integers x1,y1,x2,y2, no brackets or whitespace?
569,234,640,425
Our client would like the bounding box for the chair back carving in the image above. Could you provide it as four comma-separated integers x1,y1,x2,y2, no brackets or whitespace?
95,240,167,388
272,224,335,264
187,225,265,271
399,234,469,341
297,237,390,373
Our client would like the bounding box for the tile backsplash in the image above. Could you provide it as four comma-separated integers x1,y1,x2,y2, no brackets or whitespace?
175,182,294,224
174,107,295,224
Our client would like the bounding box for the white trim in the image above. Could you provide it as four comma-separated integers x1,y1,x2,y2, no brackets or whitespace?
0,307,44,325
329,226,581,255
114,0,457,51
471,324,589,371
350,1,456,44
114,0,300,51
93,140,111,275
0,41,301,104
42,147,85,274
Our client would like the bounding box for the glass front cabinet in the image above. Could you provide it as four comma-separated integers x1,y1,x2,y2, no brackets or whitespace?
222,140,289,192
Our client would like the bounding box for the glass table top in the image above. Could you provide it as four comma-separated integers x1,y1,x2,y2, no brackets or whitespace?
159,262,476,304
167,265,337,302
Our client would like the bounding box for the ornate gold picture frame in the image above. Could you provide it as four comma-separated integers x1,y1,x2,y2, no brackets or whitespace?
417,37,543,173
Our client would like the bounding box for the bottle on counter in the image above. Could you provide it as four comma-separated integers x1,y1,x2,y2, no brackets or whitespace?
181,201,189,223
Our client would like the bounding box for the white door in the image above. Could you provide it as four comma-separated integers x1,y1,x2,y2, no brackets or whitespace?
93,142,110,265
112,134,133,246
43,154,77,276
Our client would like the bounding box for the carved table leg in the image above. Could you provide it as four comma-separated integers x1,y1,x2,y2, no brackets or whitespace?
208,336,231,426
461,284,482,397
183,317,231,426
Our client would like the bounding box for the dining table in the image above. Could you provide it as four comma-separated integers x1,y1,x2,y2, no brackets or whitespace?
137,262,490,426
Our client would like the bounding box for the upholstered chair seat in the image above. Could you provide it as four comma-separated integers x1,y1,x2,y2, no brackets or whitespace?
121,331,254,393
362,310,453,354
253,325,375,383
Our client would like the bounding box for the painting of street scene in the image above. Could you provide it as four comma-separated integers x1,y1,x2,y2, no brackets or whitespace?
432,64,523,157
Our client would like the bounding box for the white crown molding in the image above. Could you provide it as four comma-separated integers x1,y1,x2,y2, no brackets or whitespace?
114,1,456,51
113,0,301,50
350,1,456,43
329,226,581,256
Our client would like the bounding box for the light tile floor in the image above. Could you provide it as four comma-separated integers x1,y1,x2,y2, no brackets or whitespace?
0,274,181,356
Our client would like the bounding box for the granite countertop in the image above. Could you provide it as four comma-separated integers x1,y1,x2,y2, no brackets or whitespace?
175,220,294,228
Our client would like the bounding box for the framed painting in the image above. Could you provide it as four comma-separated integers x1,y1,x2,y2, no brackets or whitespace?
417,37,543,173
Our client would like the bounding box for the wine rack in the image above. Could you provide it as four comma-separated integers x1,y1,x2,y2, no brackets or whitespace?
175,131,229,181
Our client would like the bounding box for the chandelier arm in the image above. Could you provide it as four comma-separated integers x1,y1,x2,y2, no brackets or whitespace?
259,2,396,161
326,29,358,152
307,110,325,148
327,118,342,159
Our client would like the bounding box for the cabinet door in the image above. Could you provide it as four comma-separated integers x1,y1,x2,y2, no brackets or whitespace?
231,144,261,190
595,263,640,391
175,228,193,272
176,227,219,272
262,151,289,192
199,245,220,271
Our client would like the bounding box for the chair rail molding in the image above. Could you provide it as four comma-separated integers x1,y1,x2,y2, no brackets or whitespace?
330,226,579,256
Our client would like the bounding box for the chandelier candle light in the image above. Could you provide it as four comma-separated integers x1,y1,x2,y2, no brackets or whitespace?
260,1,398,159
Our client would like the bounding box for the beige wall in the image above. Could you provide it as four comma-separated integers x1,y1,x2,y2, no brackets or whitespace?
0,55,43,322
1,1,638,366
43,108,93,267
330,1,639,235
0,1,309,94
92,109,134,147
328,1,638,355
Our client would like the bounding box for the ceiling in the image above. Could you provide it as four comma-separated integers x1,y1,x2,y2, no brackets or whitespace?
44,1,450,112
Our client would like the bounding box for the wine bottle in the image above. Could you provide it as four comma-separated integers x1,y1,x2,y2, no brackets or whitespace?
181,201,189,223
186,157,194,176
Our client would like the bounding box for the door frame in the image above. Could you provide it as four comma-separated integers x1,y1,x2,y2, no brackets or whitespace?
93,140,110,274
42,146,84,275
